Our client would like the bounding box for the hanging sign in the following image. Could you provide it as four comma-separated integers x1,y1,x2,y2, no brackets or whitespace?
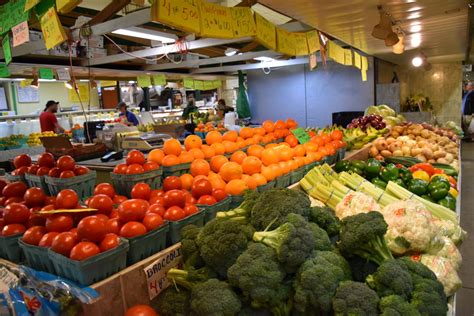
24,0,40,12
213,80,222,88
294,32,309,56
255,13,276,51
230,7,256,38
156,0,201,35
183,77,194,89
56,0,82,14
40,7,68,49
20,79,32,87
39,67,54,79
343,49,353,66
12,21,29,47
306,30,320,54
68,83,89,102
276,28,296,56
152,74,166,86
100,80,116,87
200,1,233,38
354,51,362,69
203,81,214,90
2,0,29,34
3,36,12,65
291,128,311,144
0,64,10,77
328,41,345,65
309,53,317,71
361,56,368,82
137,75,152,87
194,80,204,90
56,68,71,81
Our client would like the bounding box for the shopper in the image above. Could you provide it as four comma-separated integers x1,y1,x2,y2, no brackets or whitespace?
462,81,474,139
182,94,198,119
39,100,65,133
216,99,235,119
118,102,139,126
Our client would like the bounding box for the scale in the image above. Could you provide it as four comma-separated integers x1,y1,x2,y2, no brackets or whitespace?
121,132,172,151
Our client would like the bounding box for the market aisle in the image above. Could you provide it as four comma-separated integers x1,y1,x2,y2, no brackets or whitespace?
456,142,474,316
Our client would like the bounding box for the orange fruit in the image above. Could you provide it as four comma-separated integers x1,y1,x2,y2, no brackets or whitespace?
222,130,238,142
163,139,182,156
247,145,264,158
205,131,222,145
161,155,180,166
179,151,194,163
262,134,274,144
285,135,298,147
193,175,208,183
180,174,194,190
279,161,291,174
201,145,216,159
210,155,229,173
285,118,298,129
236,141,246,149
304,142,319,153
320,134,331,145
189,148,205,160
311,136,325,147
219,162,243,182
261,166,276,181
225,179,248,196
239,127,254,139
190,159,210,177
211,143,226,155
269,163,283,178
304,156,313,165
288,160,298,171
210,176,226,190
261,148,279,166
253,127,266,136
147,149,165,164
318,147,329,157
241,156,262,175
265,143,278,149
244,138,254,146
294,156,306,167
252,173,267,186
230,151,247,164
223,141,238,153
184,135,202,150
294,144,306,157
262,120,275,133
276,146,294,161
274,120,286,130
243,175,258,190
252,135,263,144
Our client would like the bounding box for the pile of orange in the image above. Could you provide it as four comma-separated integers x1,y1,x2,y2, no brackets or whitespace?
195,122,226,133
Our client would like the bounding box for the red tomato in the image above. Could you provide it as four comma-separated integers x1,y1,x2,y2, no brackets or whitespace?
197,195,217,206
149,189,165,199
44,196,55,206
48,167,62,178
27,213,46,228
55,189,78,209
38,152,55,168
163,176,182,191
113,163,128,174
126,150,145,165
13,154,32,169
93,214,109,223
22,226,47,245
77,216,107,243
127,164,144,174
163,190,186,208
4,197,24,206
191,179,213,198
131,183,152,200
60,170,76,179
88,194,114,215
0,180,6,194
0,197,5,207
40,204,55,212
163,206,186,221
23,188,46,207
57,155,76,171
36,167,50,176
143,161,159,172
183,191,196,205
27,165,39,175
45,215,74,232
38,232,59,247
142,213,163,231
119,221,147,238
105,218,121,234
74,166,89,176
99,233,120,252
184,204,198,216
94,183,116,199
149,196,165,206
2,182,28,199
51,232,78,257
124,305,157,316
2,224,26,236
109,209,119,219
212,188,228,202
113,195,127,205
69,228,78,237
70,242,100,261
147,204,165,217
117,199,149,222
3,203,30,224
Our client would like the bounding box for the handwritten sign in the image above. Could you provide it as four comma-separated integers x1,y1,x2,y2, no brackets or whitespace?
230,7,256,38
200,1,233,38
255,13,276,51
276,28,296,56
294,32,309,56
144,244,182,300
157,0,201,35
39,67,54,79
0,64,10,77
24,0,40,12
194,80,204,90
183,77,194,89
152,74,166,86
306,30,320,53
12,21,29,47
354,51,361,69
40,7,67,50
100,80,116,87
343,49,353,66
3,36,11,65
328,41,345,65
68,83,89,102
291,128,311,144
361,56,368,82
2,0,29,34
56,68,70,80
137,75,152,87
213,80,222,88
56,0,82,14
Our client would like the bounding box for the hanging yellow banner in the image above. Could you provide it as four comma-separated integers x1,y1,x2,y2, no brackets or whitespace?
328,41,345,65
354,51,362,69
56,0,82,14
213,80,222,88
156,0,201,35
194,80,204,90
276,28,296,56
100,80,117,87
152,74,166,86
306,30,320,53
255,13,276,51
200,1,233,38
137,75,152,87
183,78,194,88
68,83,90,103
24,0,40,12
40,7,68,50
361,55,368,82
343,49,353,66
230,7,256,38
294,32,309,56
203,81,214,90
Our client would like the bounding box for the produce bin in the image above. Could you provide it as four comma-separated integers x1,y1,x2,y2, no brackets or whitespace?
110,168,163,198
0,233,24,263
275,173,291,188
290,167,306,184
48,238,129,286
325,154,337,165
167,210,205,245
305,161,320,173
257,180,276,192
25,173,51,195
45,171,96,200
229,194,245,208
126,223,169,265
198,197,232,223
337,148,346,161
5,173,26,184
18,240,55,273
162,163,191,178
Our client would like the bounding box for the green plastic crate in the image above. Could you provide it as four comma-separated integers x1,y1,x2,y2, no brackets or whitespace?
198,197,232,223
18,240,55,273
167,210,205,245
25,174,51,195
45,171,96,200
48,238,129,286
126,223,169,265
5,173,26,185
290,167,305,184
257,180,276,192
162,163,190,178
275,173,291,188
0,233,24,263
110,168,163,198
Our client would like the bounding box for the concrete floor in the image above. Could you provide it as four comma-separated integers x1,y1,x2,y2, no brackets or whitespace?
456,142,474,316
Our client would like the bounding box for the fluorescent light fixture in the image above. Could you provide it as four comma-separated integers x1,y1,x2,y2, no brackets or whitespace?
412,56,423,67
408,6,422,12
407,12,421,19
225,48,239,56
254,56,276,62
112,27,178,44
79,79,89,82
411,33,422,47
38,79,56,82
128,80,136,84
410,24,422,33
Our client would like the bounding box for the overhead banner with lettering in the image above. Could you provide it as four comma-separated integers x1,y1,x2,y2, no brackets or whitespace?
152,74,166,86
255,13,276,51
155,0,201,35
306,30,320,54
276,27,296,56
230,7,256,38
200,1,233,38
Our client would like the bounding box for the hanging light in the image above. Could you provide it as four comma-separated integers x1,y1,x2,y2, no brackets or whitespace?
385,30,400,46
91,79,98,89
64,80,74,89
372,12,393,40
30,76,39,88
392,33,405,54
412,56,423,67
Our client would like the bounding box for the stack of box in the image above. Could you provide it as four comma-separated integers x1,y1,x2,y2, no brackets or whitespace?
30,30,48,55
78,35,107,59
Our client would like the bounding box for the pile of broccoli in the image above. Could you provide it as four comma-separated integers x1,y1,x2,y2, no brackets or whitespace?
154,189,449,316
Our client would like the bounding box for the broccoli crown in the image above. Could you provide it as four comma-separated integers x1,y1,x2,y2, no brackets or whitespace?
227,243,288,310
237,306,272,316
379,295,420,316
197,218,254,278
293,251,351,314
332,281,380,316
180,225,204,269
216,189,260,220
366,259,413,300
253,213,315,273
346,255,379,282
338,211,393,265
309,206,341,237
155,286,190,316
410,290,447,316
250,189,311,230
309,222,333,251
396,257,437,282
190,279,242,316
166,267,215,290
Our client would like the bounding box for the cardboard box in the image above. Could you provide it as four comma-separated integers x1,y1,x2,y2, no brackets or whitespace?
29,30,43,41
80,35,104,48
40,136,106,161
78,47,107,59
106,43,128,55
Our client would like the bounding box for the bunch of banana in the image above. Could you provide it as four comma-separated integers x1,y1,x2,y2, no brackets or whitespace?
344,126,388,150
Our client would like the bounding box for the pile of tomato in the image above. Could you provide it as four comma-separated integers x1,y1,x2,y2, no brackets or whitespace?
11,153,89,179
113,150,160,175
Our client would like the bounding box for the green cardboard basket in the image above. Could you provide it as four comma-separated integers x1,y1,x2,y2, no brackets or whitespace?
25,173,51,195
111,167,163,198
257,180,276,192
5,173,26,185
126,222,169,265
167,210,205,245
0,233,24,263
162,163,191,178
18,240,55,273
45,171,96,200
198,197,232,223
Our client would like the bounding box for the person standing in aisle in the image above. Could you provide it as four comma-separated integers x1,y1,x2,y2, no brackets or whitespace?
462,81,474,140
216,99,235,119
39,100,65,133
118,102,139,126
182,94,198,119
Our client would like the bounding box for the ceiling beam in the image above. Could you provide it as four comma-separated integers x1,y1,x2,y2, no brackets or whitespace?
88,0,131,25
85,37,253,66
191,57,310,73
144,50,280,70
0,41,46,59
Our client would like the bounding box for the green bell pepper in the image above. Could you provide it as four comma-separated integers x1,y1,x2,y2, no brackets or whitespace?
421,194,435,203
428,181,449,201
399,167,413,183
349,166,364,175
351,160,367,171
428,177,450,191
334,160,351,173
393,178,406,188
380,163,399,182
371,177,388,189
438,194,456,211
407,179,428,196
366,158,382,178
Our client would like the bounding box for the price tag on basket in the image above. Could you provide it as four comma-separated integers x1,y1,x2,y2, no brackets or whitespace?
291,127,311,144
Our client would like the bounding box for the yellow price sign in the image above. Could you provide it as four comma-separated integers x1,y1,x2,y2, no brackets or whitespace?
100,80,117,87
68,83,90,103
137,75,152,87
200,1,233,38
152,74,166,86
40,7,68,50
276,28,296,56
354,51,362,69
255,13,276,51
294,32,309,56
328,41,345,65
156,0,201,35
24,0,40,12
230,7,256,38
344,49,353,66
56,0,82,14
306,30,320,53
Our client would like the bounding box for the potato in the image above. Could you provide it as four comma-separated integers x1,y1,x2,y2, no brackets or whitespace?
411,148,422,156
433,150,446,159
389,143,402,152
445,153,454,163
369,146,379,157
437,158,449,164
381,150,392,158
415,154,427,162
386,137,396,145
422,148,433,159
402,146,411,156
421,129,431,138
393,150,403,157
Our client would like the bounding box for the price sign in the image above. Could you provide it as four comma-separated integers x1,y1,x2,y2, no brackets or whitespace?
100,80,116,87
306,30,320,53
12,21,29,47
294,32,309,56
56,0,82,14
39,67,54,79
4,0,29,32
291,127,311,144
56,68,71,80
276,27,296,56
183,78,194,88
68,83,89,102
24,0,40,12
194,80,204,90
3,36,11,65
255,13,276,51
137,75,152,87
344,49,353,66
230,7,256,38
200,1,233,38
0,64,10,77
40,7,67,50
328,41,345,65
157,0,201,35
361,55,368,82
354,51,362,69
152,74,166,86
